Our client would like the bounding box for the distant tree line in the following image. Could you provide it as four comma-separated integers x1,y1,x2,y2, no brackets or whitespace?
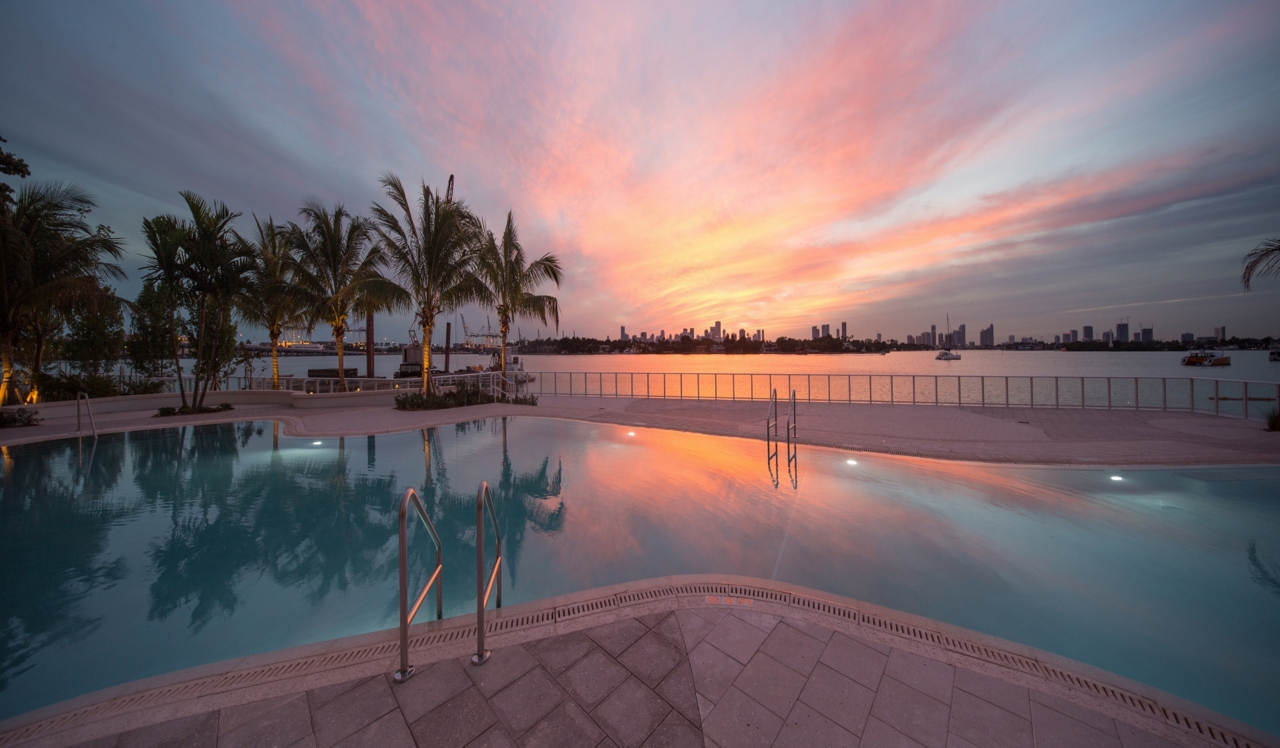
0,136,561,408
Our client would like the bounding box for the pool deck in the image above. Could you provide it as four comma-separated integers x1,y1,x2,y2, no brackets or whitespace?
4,393,1279,465
1,575,1269,748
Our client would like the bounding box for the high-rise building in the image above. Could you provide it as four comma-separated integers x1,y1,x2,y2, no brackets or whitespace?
907,335,916,345
955,324,966,347
1180,332,1194,343
841,322,847,340
1070,329,1078,343
980,324,994,347
1083,326,1094,342
1141,327,1153,343
876,333,882,343
712,321,722,341
1214,326,1226,340
821,324,830,338
739,328,746,342
1054,335,1061,344
1007,335,1015,344
811,326,820,340
1103,331,1113,343
930,325,937,347
620,326,628,341
1116,322,1129,343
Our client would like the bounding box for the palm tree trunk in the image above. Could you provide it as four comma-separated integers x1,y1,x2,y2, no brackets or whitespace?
335,325,346,393
421,320,433,394
169,302,188,410
270,331,280,390
25,331,46,404
0,338,14,407
192,299,208,409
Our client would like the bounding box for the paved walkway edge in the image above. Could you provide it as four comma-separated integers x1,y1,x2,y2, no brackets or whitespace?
0,574,1270,748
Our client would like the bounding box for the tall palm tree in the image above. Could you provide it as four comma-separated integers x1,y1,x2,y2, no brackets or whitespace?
237,217,301,389
371,174,484,393
476,212,561,382
179,191,251,409
0,182,123,405
140,214,190,408
1242,238,1280,290
290,201,402,393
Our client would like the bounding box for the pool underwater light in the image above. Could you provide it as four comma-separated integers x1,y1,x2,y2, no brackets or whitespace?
847,459,858,465
627,432,635,436
1110,476,1122,481
313,441,322,445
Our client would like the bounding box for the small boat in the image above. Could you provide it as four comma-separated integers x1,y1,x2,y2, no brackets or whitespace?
1181,350,1231,366
935,313,961,360
1269,345,1279,362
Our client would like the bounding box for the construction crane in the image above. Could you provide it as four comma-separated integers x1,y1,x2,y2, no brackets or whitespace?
460,314,502,348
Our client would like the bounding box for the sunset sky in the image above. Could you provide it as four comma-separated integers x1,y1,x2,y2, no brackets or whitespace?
3,0,1279,342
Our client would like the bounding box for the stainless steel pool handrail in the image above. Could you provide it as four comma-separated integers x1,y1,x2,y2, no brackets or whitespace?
766,389,779,461
76,391,97,437
786,389,797,465
393,488,443,683
472,481,503,665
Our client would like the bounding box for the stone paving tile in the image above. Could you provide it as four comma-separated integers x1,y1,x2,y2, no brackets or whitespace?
655,658,701,727
219,693,312,748
1115,722,1183,748
488,667,567,737
696,694,714,723
639,710,701,748
587,619,650,657
701,687,784,748
730,609,781,633
819,631,889,690
307,678,367,711
773,700,859,748
650,613,685,651
468,724,517,747
702,614,769,664
953,667,1030,719
687,641,745,702
947,689,1032,748
782,616,835,644
673,610,715,651
690,607,728,625
636,612,668,628
1030,700,1121,748
797,663,876,736
618,631,685,688
558,647,631,709
409,686,497,748
885,649,955,705
529,631,596,676
329,710,414,748
463,645,538,698
591,676,672,748
311,674,397,748
733,651,807,719
1030,690,1118,736
519,699,603,747
218,694,297,736
760,621,827,676
118,711,218,748
69,737,120,748
392,657,473,724
869,676,950,748
946,734,982,748
861,716,926,747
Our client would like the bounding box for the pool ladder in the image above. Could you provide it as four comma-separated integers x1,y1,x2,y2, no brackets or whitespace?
766,389,798,487
393,481,504,682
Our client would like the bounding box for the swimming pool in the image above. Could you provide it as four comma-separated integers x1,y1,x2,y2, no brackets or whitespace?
1,417,1278,734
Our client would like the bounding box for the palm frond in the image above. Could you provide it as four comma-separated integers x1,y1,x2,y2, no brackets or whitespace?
1242,238,1280,291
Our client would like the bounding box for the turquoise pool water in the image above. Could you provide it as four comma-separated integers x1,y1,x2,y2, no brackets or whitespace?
1,417,1278,733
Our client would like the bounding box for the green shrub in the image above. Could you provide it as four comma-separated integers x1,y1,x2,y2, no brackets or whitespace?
121,379,166,396
0,408,42,428
394,380,538,411
156,406,177,417
216,402,234,411
34,372,118,401
1267,408,1280,432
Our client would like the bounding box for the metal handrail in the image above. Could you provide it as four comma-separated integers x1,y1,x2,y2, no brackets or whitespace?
766,389,779,460
472,481,503,665
76,391,97,437
392,488,444,683
786,389,797,464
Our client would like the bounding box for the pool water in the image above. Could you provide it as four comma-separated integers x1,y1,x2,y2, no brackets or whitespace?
1,418,1278,733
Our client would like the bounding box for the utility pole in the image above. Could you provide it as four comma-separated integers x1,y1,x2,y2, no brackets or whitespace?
444,322,451,374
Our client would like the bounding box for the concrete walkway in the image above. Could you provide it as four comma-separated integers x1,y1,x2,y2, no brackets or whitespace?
60,607,1196,748
5,394,1279,465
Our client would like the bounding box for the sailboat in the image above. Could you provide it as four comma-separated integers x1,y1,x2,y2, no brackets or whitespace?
935,314,962,360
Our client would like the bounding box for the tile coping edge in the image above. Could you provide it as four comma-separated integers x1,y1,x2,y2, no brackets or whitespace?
0,573,1271,748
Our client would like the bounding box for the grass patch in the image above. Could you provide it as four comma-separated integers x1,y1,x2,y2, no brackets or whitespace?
0,408,42,428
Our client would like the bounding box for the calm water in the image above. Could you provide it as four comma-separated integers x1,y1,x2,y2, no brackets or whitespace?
232,350,1280,383
2,419,1279,733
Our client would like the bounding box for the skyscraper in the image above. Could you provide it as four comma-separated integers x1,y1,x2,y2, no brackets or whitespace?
1116,322,1129,343
1083,326,1093,342
811,326,820,340
980,324,994,347
930,325,937,347
821,324,830,338
1141,327,1153,343
620,326,628,341
955,324,966,347
1214,326,1226,340
841,322,847,340
1070,329,1078,343
712,321,722,341
739,328,746,342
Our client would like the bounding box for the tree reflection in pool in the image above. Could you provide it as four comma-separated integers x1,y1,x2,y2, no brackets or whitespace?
1,417,1278,736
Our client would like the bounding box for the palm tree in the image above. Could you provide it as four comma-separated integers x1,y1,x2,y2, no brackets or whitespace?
179,192,251,409
237,217,301,389
0,182,123,405
290,201,402,392
371,174,484,393
140,214,190,408
1242,238,1280,290
476,212,561,383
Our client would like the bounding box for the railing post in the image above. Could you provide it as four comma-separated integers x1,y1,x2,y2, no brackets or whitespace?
1030,378,1035,408
827,374,831,403
1054,377,1059,408
1005,377,1009,406
1080,378,1085,408
1134,378,1139,410
1107,378,1111,409
912,376,916,405
1214,379,1219,416
981,376,985,406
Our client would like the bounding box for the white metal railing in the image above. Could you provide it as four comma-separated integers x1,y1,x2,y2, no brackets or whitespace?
150,371,519,396
519,372,1280,421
